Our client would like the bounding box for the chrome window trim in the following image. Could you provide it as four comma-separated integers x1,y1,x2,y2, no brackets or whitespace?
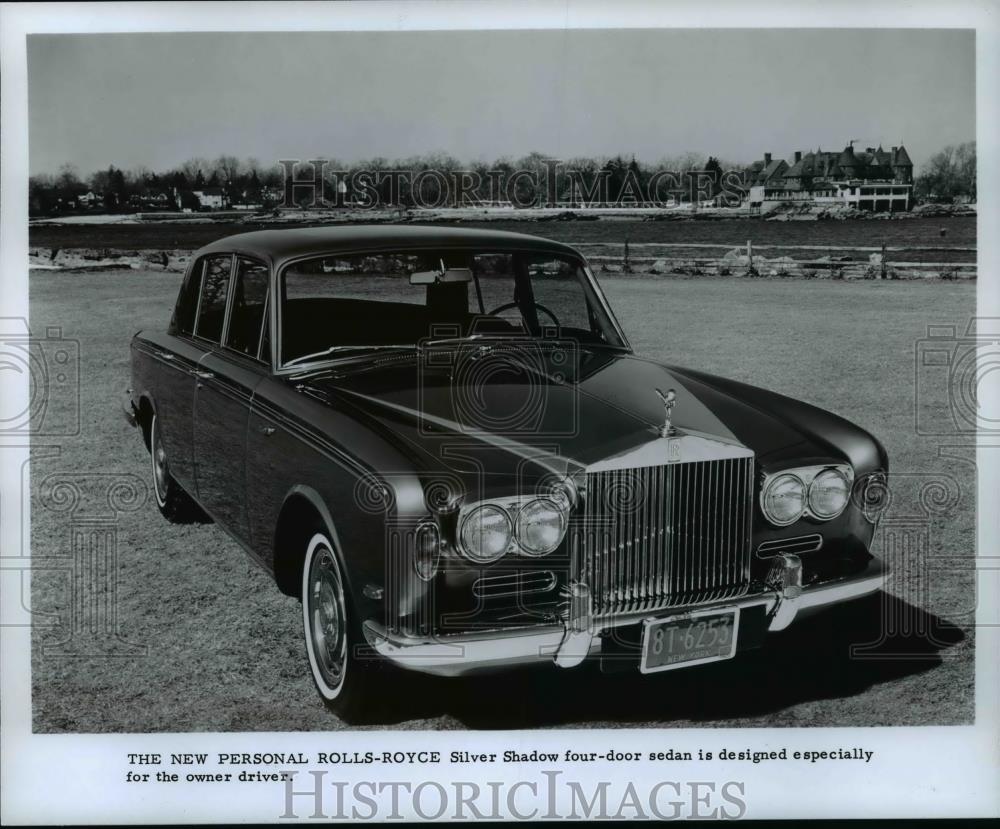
220,254,270,363
581,262,632,352
271,246,632,376
192,252,235,346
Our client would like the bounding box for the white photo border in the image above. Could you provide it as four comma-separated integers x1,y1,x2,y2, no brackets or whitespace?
1,0,998,822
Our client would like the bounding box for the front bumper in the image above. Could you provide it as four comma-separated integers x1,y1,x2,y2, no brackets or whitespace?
122,390,138,428
362,555,888,677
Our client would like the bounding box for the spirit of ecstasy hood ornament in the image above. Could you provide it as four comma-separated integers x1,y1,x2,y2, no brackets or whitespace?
655,388,677,438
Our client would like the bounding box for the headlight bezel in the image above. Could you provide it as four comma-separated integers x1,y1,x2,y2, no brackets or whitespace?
760,472,808,527
458,504,514,564
760,464,855,526
808,467,853,520
456,492,571,563
514,498,567,556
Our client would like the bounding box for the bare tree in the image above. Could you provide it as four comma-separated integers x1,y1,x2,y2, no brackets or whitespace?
213,155,242,186
915,141,976,201
180,157,211,183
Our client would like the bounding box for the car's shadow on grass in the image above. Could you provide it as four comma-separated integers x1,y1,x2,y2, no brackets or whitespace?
376,593,966,728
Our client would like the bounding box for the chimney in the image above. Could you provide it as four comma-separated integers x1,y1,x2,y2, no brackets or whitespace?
891,145,898,162
794,151,802,163
764,152,772,165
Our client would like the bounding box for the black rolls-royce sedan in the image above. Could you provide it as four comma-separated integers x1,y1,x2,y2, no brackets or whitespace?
125,225,889,722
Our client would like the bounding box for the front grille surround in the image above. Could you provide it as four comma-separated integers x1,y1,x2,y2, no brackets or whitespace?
574,438,755,617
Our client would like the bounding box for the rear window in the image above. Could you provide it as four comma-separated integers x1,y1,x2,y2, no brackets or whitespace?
194,255,233,344
172,260,203,335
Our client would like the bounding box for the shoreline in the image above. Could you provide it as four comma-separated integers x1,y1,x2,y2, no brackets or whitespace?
29,202,977,227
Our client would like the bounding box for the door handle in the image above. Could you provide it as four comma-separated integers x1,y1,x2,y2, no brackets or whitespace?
192,370,215,380
259,426,276,436
154,350,175,361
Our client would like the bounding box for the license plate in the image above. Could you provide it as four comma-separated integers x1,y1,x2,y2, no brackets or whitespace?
640,608,740,674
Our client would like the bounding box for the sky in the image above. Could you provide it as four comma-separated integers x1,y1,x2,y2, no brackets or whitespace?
27,28,975,176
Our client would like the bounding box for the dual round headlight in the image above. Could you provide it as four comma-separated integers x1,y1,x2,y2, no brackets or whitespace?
761,466,853,526
459,498,567,562
761,473,807,526
809,468,853,519
515,499,567,556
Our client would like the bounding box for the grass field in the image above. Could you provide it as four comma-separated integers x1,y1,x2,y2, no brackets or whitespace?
29,270,976,731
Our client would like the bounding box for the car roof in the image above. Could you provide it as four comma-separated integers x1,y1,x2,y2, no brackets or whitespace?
195,224,582,267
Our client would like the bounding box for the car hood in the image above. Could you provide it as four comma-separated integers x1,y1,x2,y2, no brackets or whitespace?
290,346,870,478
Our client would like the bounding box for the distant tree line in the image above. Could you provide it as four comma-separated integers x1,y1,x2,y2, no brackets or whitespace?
29,143,976,216
913,142,976,202
28,155,285,216
27,152,744,215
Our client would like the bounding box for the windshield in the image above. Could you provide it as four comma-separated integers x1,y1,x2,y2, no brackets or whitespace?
278,248,627,368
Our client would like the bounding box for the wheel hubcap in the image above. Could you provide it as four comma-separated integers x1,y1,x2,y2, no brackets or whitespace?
151,419,169,501
309,548,346,689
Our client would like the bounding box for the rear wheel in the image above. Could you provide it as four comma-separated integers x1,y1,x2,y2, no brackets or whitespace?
149,413,203,523
301,531,384,723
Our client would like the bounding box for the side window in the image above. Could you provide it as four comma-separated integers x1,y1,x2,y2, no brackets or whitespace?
194,255,233,344
227,257,269,359
172,259,204,336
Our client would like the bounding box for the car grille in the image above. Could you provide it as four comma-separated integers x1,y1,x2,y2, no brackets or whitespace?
576,456,755,616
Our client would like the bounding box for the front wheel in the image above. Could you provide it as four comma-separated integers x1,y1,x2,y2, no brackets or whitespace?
301,532,384,723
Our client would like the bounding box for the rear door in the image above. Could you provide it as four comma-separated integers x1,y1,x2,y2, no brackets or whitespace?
192,255,269,542
146,256,215,491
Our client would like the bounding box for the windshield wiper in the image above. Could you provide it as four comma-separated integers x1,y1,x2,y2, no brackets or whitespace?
283,344,416,368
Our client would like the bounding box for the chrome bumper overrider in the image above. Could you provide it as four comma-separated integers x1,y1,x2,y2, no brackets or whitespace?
122,391,138,428
363,556,889,677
